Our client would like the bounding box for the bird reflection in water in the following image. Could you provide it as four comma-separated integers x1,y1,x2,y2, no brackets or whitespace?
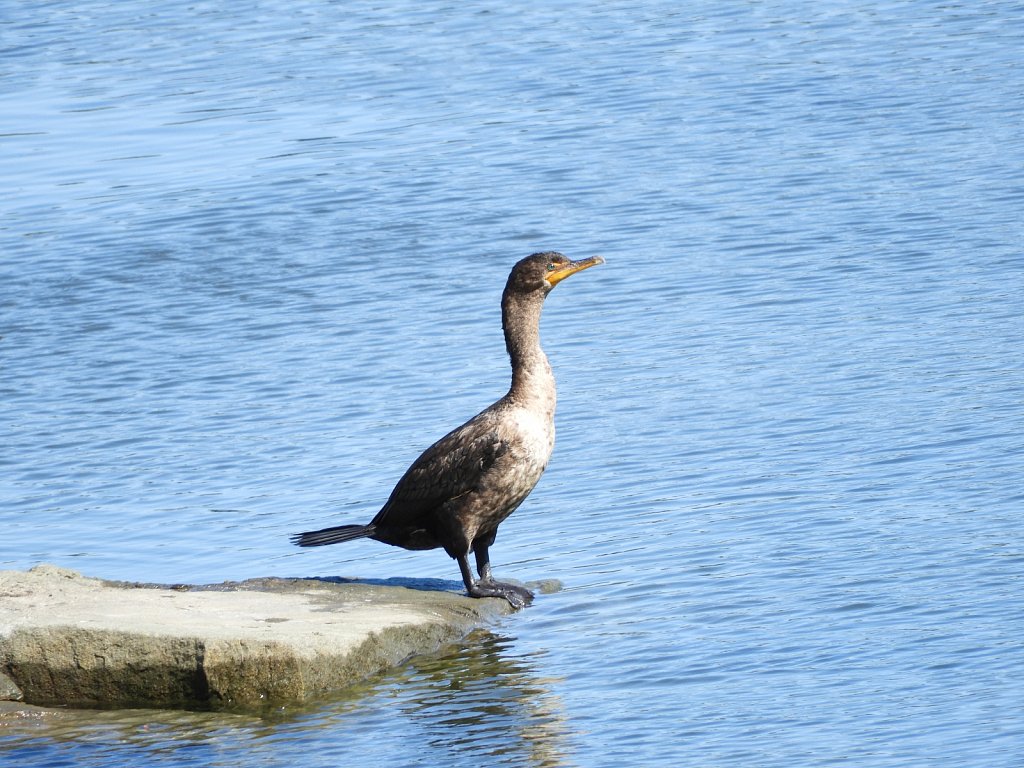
393,629,572,767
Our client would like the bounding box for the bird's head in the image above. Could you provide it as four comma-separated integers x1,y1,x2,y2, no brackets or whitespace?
505,251,605,298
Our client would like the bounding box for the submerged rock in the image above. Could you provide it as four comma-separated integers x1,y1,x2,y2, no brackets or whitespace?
0,565,511,712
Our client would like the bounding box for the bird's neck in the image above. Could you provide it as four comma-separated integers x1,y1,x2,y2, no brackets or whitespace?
502,291,555,410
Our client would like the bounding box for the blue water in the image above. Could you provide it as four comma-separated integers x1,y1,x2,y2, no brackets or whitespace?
2,1,1023,765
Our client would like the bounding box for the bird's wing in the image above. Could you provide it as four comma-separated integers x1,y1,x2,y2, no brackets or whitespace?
370,421,508,528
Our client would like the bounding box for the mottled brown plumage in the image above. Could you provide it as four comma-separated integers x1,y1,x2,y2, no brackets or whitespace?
292,252,603,608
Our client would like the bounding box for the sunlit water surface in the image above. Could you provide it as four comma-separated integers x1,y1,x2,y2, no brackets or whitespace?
2,2,1023,766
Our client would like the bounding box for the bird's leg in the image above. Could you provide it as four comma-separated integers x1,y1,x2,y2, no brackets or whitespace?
457,553,480,595
456,551,532,609
475,546,494,584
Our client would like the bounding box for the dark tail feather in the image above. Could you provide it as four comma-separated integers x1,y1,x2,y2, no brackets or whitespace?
291,524,376,547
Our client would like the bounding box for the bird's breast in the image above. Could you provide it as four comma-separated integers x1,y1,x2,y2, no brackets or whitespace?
460,405,555,535
507,405,555,464
490,406,554,508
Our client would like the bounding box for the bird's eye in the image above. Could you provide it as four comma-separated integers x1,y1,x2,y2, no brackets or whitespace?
547,263,556,271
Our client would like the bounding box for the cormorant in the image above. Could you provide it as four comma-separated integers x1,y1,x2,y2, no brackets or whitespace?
292,252,604,608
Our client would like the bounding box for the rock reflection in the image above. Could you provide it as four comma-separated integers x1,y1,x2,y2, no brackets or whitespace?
0,701,259,755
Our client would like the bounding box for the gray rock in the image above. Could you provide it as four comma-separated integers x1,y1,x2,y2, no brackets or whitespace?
0,670,22,701
0,565,511,712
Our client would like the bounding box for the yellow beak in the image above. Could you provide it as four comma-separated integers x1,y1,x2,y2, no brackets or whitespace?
546,255,605,287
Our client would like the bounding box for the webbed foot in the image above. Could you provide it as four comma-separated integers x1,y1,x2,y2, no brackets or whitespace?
468,580,534,609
